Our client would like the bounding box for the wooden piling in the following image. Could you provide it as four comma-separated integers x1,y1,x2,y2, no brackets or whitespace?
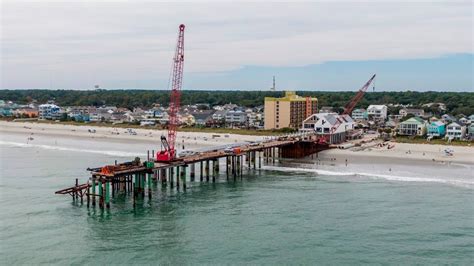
190,163,195,181
200,161,203,182
105,180,110,209
176,166,180,190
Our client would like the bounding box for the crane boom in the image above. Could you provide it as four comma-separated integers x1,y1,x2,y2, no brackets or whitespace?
342,74,376,115
319,74,376,143
157,24,185,162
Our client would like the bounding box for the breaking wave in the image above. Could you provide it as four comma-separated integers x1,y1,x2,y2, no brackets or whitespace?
261,165,474,189
0,140,143,157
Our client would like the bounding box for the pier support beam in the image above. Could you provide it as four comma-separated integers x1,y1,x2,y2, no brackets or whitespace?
91,176,96,206
176,166,180,190
181,166,187,190
205,160,210,182
161,169,167,184
190,163,195,182
99,179,104,208
105,180,110,209
200,161,203,182
148,173,152,199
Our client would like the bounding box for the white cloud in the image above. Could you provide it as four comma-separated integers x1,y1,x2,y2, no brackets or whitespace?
1,1,472,88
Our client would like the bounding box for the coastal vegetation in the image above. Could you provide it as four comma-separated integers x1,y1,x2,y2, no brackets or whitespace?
1,90,473,116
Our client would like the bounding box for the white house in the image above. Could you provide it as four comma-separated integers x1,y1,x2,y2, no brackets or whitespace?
468,114,474,124
225,110,247,124
301,113,354,144
38,104,62,120
367,105,388,120
446,122,466,140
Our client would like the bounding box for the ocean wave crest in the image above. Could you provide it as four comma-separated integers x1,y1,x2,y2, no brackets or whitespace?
262,165,474,189
0,140,143,157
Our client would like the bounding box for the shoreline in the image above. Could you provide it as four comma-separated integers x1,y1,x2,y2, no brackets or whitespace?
1,120,473,165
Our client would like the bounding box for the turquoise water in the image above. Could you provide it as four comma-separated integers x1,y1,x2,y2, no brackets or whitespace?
1,133,473,264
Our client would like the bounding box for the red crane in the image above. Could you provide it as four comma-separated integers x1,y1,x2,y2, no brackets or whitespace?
156,24,185,162
319,74,376,143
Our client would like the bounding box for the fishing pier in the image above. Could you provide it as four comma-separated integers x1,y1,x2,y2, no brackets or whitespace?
55,134,329,209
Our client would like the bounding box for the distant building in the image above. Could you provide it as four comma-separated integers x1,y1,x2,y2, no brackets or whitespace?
427,121,446,137
467,124,474,140
441,114,456,124
351,108,368,120
367,105,388,120
398,117,426,136
264,91,318,130
301,113,354,144
192,111,214,126
399,108,425,117
319,106,334,113
225,110,247,125
446,122,466,140
468,114,474,124
38,104,62,120
12,108,39,118
212,110,228,122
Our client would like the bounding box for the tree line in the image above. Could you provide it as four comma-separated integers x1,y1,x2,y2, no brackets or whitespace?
1,89,473,116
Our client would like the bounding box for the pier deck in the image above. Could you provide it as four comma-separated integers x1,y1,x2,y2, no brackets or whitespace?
55,134,329,209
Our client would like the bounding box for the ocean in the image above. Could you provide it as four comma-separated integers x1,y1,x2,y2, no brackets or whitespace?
1,132,473,264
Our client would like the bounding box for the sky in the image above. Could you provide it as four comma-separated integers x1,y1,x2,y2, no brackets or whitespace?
1,0,473,91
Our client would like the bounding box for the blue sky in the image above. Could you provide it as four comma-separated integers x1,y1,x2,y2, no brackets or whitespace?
1,1,472,91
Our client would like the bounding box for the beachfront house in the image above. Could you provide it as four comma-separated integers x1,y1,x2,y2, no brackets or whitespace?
39,104,62,120
468,115,474,124
441,114,456,124
301,113,355,144
191,110,215,126
225,110,247,126
367,105,388,120
467,124,474,140
351,108,368,120
398,117,426,136
427,121,446,138
445,122,466,140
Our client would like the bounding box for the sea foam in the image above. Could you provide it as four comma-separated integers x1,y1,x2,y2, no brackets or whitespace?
261,165,474,189
0,140,143,157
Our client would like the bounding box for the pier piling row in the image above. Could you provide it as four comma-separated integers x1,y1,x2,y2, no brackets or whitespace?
55,137,329,209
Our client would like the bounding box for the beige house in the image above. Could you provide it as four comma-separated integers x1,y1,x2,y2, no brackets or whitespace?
264,91,318,130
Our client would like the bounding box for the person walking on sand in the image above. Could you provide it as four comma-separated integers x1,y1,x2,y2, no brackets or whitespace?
345,159,348,166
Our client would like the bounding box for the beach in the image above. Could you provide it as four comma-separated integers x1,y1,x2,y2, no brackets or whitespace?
1,120,472,164
0,121,264,150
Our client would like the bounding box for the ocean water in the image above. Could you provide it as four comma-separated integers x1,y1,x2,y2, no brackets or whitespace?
1,132,473,264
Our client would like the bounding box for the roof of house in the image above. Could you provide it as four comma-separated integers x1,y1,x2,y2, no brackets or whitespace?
429,121,445,127
401,117,425,124
367,105,386,110
447,121,463,127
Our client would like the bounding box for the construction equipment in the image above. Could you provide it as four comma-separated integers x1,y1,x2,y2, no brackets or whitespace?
156,24,185,162
319,74,376,143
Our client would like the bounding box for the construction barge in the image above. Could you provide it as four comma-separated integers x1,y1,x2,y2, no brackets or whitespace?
55,135,329,209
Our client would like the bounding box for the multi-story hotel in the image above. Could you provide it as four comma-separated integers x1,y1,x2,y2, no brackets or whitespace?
264,91,318,130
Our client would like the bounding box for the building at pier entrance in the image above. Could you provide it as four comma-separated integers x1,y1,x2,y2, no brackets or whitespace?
264,91,318,130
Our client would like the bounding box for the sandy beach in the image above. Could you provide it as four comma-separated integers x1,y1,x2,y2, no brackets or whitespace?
1,120,473,165
0,121,264,149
